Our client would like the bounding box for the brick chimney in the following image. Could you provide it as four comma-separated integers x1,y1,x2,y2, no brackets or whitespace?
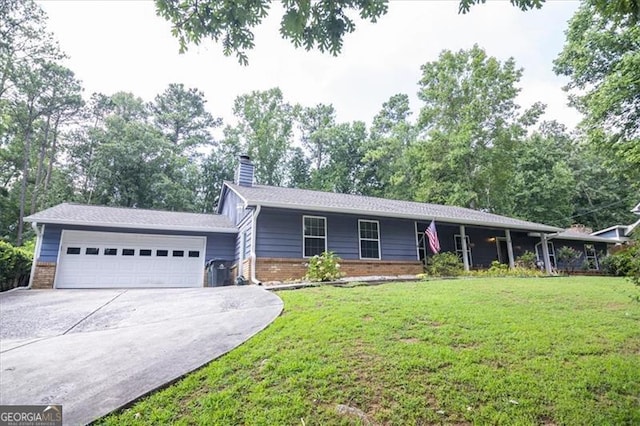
235,155,254,187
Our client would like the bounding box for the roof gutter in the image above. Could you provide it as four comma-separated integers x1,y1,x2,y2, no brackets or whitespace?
26,222,44,290
21,219,238,234
249,205,261,285
243,201,562,233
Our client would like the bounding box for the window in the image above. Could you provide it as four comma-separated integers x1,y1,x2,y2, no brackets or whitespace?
454,235,473,267
104,248,118,256
66,247,81,255
139,249,152,257
359,220,380,259
85,248,99,255
188,250,200,258
303,216,327,257
122,249,135,256
584,244,599,270
173,250,184,257
156,250,168,257
535,242,556,269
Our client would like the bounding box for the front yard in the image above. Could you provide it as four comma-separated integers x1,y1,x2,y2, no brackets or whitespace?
100,277,640,425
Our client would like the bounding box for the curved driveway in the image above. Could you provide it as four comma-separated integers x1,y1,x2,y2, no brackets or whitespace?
0,286,283,425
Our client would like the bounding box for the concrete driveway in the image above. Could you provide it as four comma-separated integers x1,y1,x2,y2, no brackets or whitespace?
0,286,283,425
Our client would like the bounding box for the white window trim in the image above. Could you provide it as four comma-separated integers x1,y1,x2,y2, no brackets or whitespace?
584,244,599,270
535,241,556,268
454,234,473,267
358,219,381,260
302,215,327,258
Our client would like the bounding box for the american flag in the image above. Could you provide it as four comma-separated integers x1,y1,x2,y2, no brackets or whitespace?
425,220,440,254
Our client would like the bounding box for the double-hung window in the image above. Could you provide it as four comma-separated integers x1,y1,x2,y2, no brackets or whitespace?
359,220,381,259
303,216,327,257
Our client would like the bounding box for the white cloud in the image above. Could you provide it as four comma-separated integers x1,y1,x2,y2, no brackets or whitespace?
38,0,582,129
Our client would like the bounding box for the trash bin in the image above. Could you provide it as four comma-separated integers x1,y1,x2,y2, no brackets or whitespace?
205,259,230,286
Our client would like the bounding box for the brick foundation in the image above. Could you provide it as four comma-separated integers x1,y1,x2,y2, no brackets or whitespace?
255,257,423,283
32,262,56,289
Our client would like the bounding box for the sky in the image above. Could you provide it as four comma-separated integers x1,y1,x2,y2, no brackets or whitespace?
37,0,582,130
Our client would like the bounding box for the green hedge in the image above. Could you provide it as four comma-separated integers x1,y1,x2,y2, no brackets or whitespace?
0,241,33,291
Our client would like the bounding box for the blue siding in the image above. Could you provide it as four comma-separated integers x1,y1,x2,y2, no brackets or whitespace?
220,188,251,226
39,224,235,263
40,224,62,262
255,208,417,261
593,229,619,239
234,213,254,263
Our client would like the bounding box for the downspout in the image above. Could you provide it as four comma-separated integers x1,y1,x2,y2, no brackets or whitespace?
250,205,262,285
27,222,43,289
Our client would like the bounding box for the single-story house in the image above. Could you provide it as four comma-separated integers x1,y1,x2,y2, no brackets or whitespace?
24,156,620,289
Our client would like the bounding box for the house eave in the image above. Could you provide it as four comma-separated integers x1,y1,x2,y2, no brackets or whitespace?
247,201,561,233
22,218,238,234
529,232,621,244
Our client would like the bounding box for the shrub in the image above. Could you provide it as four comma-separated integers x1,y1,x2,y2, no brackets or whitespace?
426,252,464,277
468,260,545,278
601,244,640,277
306,251,343,282
515,251,537,269
556,246,582,275
0,241,33,291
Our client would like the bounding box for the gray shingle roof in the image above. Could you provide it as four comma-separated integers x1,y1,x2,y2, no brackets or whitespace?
225,182,562,233
24,203,237,233
552,230,621,244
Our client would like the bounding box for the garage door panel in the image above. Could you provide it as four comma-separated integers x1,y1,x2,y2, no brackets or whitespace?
56,231,206,288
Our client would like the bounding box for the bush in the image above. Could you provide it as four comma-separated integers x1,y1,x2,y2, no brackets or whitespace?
515,251,537,269
601,245,640,277
306,251,343,282
556,246,582,275
468,260,545,278
0,241,33,291
426,252,464,277
601,243,640,283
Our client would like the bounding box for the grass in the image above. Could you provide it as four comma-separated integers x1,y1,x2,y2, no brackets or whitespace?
99,277,640,425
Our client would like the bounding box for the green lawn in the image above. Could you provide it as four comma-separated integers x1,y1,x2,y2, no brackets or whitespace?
100,277,640,425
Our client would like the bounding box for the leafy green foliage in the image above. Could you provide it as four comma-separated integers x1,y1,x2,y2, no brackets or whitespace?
554,0,640,211
426,252,464,277
556,246,583,275
305,251,343,282
100,278,640,425
515,250,537,269
155,0,388,64
0,240,32,291
468,260,544,278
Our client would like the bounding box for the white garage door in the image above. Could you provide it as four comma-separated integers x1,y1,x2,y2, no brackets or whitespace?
56,230,206,288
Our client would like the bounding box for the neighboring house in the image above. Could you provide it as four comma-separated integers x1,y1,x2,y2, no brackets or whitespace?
591,202,640,244
24,156,618,289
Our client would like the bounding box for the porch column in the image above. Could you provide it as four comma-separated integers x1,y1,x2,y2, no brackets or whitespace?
460,225,470,272
540,233,552,275
505,229,515,269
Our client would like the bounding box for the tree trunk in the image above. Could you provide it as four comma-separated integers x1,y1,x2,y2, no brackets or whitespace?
30,113,51,215
43,114,61,195
17,124,33,246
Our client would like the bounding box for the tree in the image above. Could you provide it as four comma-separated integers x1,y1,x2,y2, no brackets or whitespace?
554,0,640,228
359,93,415,199
295,103,336,171
151,83,221,154
227,88,294,186
154,0,637,64
408,45,540,214
510,121,576,227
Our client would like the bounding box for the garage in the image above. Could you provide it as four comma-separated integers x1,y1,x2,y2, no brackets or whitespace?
56,230,206,288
